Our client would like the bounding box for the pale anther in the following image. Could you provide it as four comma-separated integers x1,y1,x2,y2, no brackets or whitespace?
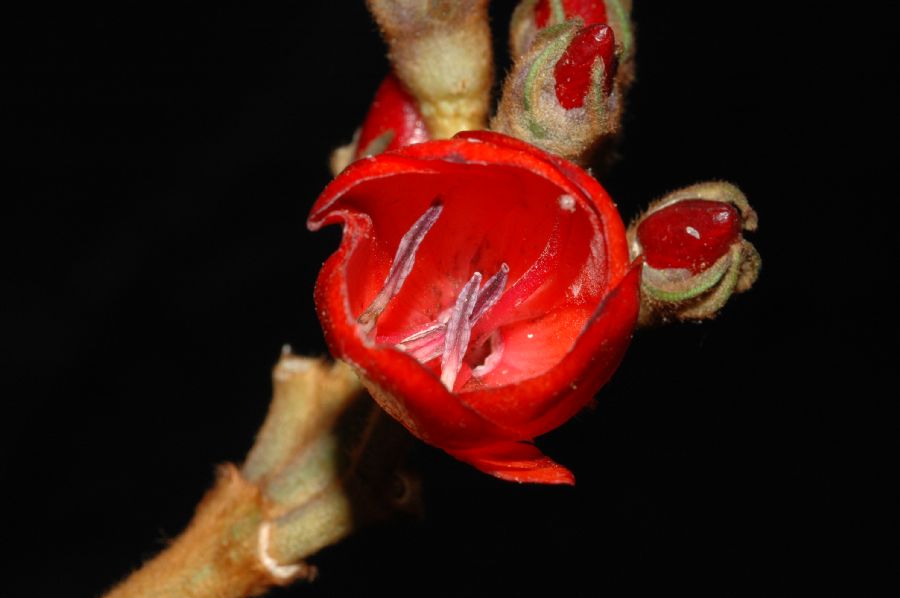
357,202,443,334
397,322,447,362
471,263,509,323
440,272,482,391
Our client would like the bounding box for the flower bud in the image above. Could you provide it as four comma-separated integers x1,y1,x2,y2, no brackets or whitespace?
555,23,616,107
330,73,430,175
509,0,633,82
628,182,761,325
355,73,430,159
492,20,621,164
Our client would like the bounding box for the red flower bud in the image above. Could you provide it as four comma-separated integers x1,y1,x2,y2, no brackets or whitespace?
628,182,761,325
355,72,430,159
510,0,633,68
492,21,621,164
308,131,639,484
554,23,616,108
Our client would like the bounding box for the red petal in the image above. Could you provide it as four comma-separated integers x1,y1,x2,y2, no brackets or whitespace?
453,130,630,282
445,441,575,485
457,262,640,439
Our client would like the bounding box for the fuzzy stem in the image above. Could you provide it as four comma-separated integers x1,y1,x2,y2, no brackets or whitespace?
103,465,281,598
103,353,415,598
366,0,493,138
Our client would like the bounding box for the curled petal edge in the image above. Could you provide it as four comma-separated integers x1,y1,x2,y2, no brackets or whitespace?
445,441,576,485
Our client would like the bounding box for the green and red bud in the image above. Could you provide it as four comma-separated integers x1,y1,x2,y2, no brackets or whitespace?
492,20,621,164
330,73,430,175
510,0,633,79
628,182,761,326
355,73,430,159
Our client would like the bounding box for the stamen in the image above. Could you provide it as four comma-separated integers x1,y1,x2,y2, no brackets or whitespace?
389,264,509,368
363,204,571,390
409,335,446,363
471,209,573,345
399,322,445,344
471,263,509,323
440,272,482,391
358,202,443,334
397,322,446,362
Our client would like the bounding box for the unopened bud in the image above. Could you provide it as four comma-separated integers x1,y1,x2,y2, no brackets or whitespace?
510,0,633,84
629,182,761,326
492,21,621,164
555,23,616,107
330,73,430,175
356,73,430,159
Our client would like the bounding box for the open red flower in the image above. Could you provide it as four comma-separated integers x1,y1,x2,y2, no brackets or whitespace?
308,131,639,484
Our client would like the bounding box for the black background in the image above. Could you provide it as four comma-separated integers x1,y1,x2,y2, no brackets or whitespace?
4,1,894,595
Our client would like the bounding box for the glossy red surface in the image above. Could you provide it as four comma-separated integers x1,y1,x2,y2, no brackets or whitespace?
637,200,741,273
535,0,608,28
554,24,616,108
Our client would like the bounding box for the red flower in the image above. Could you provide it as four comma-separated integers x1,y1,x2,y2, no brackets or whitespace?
308,131,639,484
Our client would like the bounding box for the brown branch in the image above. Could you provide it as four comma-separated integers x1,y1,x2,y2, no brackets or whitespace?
103,353,415,598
